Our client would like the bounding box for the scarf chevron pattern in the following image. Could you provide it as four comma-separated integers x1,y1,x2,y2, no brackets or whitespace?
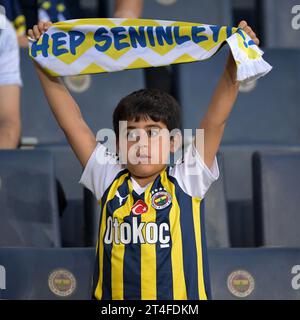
28,18,272,83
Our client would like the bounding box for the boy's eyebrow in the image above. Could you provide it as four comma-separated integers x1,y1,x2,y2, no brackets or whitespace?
126,124,163,130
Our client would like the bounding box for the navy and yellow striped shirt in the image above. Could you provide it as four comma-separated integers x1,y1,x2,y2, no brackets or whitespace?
80,141,219,300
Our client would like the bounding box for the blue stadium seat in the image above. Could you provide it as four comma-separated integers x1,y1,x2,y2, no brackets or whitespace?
20,49,62,144
261,0,300,48
204,153,230,247
209,248,300,299
20,49,145,144
0,248,94,300
220,144,300,247
37,144,85,247
1,247,300,299
107,0,233,25
176,48,300,144
253,151,300,247
0,150,61,247
84,189,101,247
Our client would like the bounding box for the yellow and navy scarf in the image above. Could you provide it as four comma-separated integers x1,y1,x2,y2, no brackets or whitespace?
29,18,272,83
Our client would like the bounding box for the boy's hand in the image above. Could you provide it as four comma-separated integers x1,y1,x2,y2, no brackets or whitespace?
226,20,260,83
238,20,260,46
28,21,52,41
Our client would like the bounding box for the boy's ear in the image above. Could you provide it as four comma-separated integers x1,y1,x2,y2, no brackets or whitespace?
170,132,182,154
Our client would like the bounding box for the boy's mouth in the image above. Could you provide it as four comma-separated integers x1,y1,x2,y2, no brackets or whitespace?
138,154,150,159
136,154,151,164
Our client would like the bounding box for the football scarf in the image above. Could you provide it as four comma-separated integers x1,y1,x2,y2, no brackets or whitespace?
29,18,272,83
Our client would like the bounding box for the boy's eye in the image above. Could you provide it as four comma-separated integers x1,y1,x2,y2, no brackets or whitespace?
126,128,160,139
127,130,139,140
148,129,159,138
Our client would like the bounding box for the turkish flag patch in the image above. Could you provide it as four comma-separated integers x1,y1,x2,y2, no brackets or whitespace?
131,199,148,215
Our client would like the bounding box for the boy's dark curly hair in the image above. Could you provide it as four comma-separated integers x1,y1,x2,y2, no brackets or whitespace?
113,88,181,137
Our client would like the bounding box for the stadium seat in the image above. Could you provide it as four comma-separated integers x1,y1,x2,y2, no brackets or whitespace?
253,151,300,247
220,144,300,247
260,0,300,48
1,247,300,300
107,0,233,25
0,150,61,247
209,248,300,300
20,49,145,144
204,153,230,247
20,49,64,144
0,248,95,300
176,48,300,144
37,144,85,247
84,189,101,247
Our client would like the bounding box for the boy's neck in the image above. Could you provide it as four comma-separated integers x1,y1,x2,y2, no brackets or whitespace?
130,171,162,188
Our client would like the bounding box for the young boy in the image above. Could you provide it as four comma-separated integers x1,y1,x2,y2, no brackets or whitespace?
28,20,259,300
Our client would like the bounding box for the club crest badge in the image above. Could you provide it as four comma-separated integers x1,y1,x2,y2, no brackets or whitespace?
64,74,91,93
227,270,255,298
48,269,77,297
131,199,148,215
151,188,172,210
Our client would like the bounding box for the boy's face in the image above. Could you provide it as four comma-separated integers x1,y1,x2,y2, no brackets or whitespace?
118,118,178,179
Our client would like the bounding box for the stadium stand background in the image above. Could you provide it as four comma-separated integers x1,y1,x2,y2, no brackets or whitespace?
0,0,300,299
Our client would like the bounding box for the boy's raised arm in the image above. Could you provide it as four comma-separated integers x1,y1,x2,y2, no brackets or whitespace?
197,21,260,169
29,22,97,167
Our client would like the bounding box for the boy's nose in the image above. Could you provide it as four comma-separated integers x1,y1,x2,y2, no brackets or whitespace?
136,135,148,147
136,144,148,153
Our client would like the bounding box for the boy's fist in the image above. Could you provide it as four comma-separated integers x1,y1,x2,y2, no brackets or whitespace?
28,21,52,40
238,20,260,46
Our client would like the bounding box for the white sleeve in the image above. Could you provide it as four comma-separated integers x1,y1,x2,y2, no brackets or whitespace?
79,143,123,200
170,140,220,198
0,16,22,86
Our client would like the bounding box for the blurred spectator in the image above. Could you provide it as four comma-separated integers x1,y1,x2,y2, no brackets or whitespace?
18,0,38,30
113,0,143,18
0,14,22,149
2,0,144,33
37,0,71,22
0,0,28,47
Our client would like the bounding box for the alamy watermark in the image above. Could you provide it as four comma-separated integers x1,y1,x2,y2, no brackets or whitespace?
291,265,300,290
0,5,6,30
0,265,6,290
94,122,206,176
292,5,300,30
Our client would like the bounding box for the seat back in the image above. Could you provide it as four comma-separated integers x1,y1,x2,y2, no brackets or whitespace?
209,248,300,299
176,49,300,144
0,248,94,299
253,151,300,246
0,150,61,247
219,144,300,247
261,0,300,48
37,144,85,247
205,153,230,247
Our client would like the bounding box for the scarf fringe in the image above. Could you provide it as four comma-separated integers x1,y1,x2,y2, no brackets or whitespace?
237,57,273,84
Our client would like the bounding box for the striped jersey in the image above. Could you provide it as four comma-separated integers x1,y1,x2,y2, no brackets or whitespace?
80,141,219,300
